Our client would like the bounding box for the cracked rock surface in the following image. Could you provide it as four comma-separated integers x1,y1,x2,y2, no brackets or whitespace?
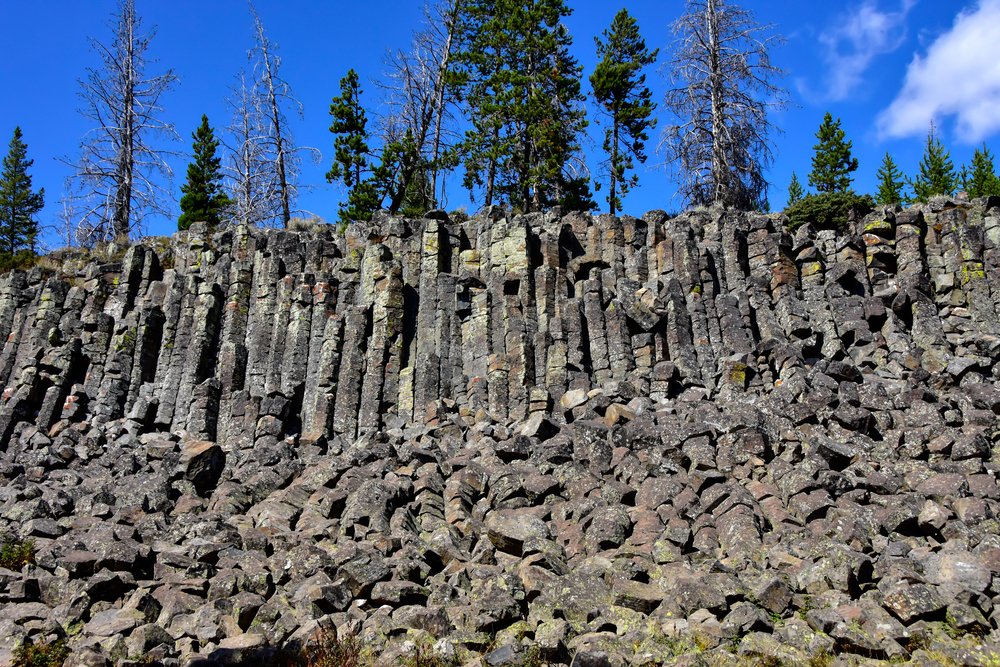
1,198,1000,666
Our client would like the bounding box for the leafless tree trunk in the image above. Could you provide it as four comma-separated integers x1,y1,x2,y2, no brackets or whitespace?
57,181,79,249
67,0,177,243
379,0,463,211
222,70,283,228
661,0,784,211
248,3,316,227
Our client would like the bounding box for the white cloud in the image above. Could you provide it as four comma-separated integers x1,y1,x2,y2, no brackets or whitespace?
879,0,1000,142
818,0,916,101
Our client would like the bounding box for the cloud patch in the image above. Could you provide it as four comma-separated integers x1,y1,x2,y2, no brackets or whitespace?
879,0,1000,142
817,0,916,101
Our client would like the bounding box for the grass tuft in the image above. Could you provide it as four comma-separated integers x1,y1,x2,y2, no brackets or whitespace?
0,534,35,570
13,639,70,667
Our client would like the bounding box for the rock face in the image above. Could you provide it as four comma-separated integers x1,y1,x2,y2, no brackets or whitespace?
1,198,999,666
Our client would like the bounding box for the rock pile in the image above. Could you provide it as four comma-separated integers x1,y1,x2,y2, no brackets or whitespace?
1,198,999,666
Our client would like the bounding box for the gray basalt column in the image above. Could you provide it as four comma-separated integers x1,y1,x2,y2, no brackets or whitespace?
661,275,701,388
895,208,948,371
280,279,314,404
301,280,338,441
1,281,45,385
462,288,490,415
175,282,223,433
436,271,458,402
153,274,195,428
673,221,715,389
583,272,610,386
243,244,280,398
947,206,996,326
332,306,367,439
796,230,844,361
305,310,343,443
215,250,254,443
413,221,443,419
825,235,875,365
743,220,784,351
264,275,295,396
0,272,32,370
358,245,403,433
602,269,633,383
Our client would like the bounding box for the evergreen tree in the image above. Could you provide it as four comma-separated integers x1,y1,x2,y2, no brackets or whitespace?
809,113,858,193
369,128,424,215
178,115,230,231
590,9,658,216
453,0,588,212
965,145,1000,198
327,69,379,223
911,126,958,202
328,72,431,222
0,127,44,256
875,152,906,206
785,172,803,209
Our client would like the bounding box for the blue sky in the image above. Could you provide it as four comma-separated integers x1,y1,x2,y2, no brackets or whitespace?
1,0,999,245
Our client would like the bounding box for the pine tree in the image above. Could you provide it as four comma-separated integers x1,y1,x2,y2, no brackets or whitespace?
453,0,589,212
327,69,379,223
965,145,1000,199
178,115,230,231
875,152,906,206
785,172,803,209
809,113,858,193
591,9,658,216
0,127,44,256
911,126,958,203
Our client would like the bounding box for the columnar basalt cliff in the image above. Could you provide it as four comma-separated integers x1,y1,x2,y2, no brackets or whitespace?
1,199,999,666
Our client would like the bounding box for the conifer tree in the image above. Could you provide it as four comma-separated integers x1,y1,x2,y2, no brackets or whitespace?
178,115,230,231
875,152,906,206
453,0,589,212
965,145,1000,198
0,127,44,256
327,69,379,223
911,126,958,202
328,71,426,223
591,9,658,216
809,113,857,193
785,172,803,209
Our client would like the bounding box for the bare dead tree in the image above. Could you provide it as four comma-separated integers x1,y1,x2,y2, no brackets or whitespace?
57,181,79,249
221,70,283,228
67,0,177,243
379,0,463,211
661,0,785,211
247,3,316,227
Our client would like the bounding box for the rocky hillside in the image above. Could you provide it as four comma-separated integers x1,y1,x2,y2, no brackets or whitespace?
1,198,999,666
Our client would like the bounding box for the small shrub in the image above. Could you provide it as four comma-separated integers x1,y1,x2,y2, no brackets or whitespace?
784,191,875,232
13,639,69,667
0,534,35,570
288,215,327,232
399,643,458,667
283,630,367,667
807,653,834,667
0,250,39,274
